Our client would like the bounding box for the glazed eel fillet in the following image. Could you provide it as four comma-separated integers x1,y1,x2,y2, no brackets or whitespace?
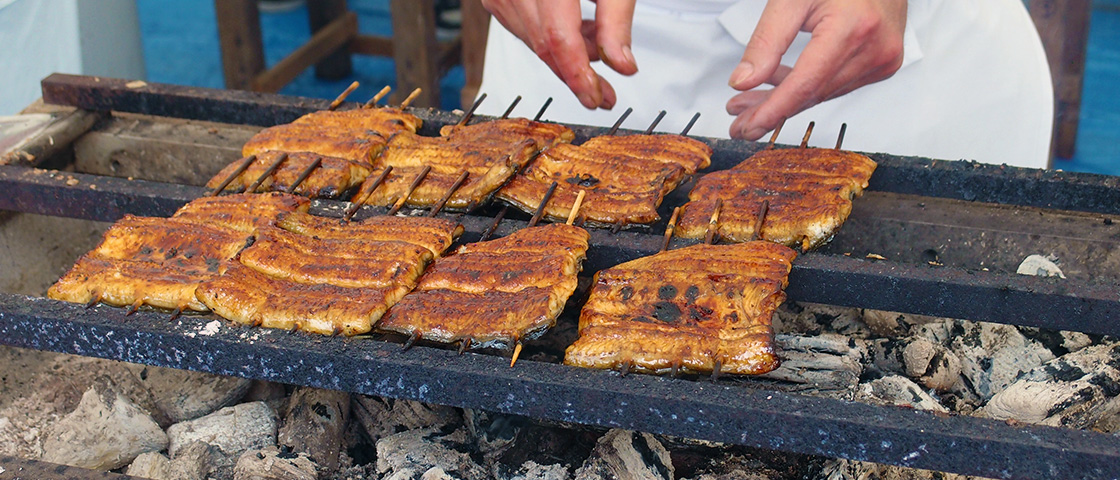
46,193,309,312
379,224,590,349
353,131,539,211
565,241,796,376
438,118,575,150
196,212,464,336
497,134,712,227
242,108,422,163
675,147,876,250
206,150,373,199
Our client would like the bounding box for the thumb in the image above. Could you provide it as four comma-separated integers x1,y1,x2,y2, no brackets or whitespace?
594,0,638,75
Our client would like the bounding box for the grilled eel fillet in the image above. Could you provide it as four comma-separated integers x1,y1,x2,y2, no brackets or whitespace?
206,151,372,198
565,241,796,376
47,215,251,312
497,140,698,227
675,147,877,250
379,224,590,348
579,133,713,173
196,212,464,336
242,108,421,162
275,211,463,257
438,118,575,150
353,132,538,211
172,192,311,233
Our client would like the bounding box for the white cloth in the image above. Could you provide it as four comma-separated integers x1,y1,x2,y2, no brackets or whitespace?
477,0,1054,168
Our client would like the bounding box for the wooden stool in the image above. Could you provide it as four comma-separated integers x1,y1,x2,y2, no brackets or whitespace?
215,0,489,108
1029,0,1091,164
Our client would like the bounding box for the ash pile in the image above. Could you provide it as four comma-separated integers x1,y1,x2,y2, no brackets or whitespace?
3,296,1119,480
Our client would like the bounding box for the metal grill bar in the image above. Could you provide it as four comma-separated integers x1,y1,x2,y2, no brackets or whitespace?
39,73,1120,216
1,293,1118,480
2,163,1119,337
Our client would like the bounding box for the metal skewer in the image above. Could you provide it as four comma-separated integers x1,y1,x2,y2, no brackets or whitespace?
387,165,432,215
528,181,559,227
835,123,848,150
457,93,487,126
328,81,360,111
284,156,323,194
209,155,257,196
246,153,289,193
606,107,633,136
501,96,522,119
428,171,470,217
680,112,701,136
533,97,553,121
800,121,815,148
343,165,393,222
644,110,667,134
660,206,681,252
363,86,392,108
704,199,723,244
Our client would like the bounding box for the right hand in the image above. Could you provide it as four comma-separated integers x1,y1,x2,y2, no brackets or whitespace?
480,0,638,110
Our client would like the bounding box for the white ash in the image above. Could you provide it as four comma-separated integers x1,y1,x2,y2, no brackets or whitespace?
167,401,277,457
573,429,673,480
41,383,168,471
856,375,949,413
375,426,489,480
233,446,318,480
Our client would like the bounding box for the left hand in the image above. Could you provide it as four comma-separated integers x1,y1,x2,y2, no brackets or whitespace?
726,0,908,140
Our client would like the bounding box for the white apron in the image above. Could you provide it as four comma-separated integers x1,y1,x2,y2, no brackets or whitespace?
477,0,1054,169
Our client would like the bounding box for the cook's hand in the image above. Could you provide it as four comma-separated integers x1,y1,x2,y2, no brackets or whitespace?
480,0,638,109
726,0,907,140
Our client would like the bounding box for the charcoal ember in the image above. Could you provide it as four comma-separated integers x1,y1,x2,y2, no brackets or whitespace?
818,458,981,480
352,395,462,445
948,321,1054,400
167,401,277,457
774,303,870,338
375,426,489,480
233,445,318,480
244,380,289,404
573,429,673,480
677,449,818,480
758,333,866,395
125,363,253,423
979,342,1120,430
506,461,570,480
867,337,961,393
41,382,168,471
467,411,598,480
861,309,942,338
855,375,949,413
1017,326,1095,357
127,441,217,480
277,387,349,472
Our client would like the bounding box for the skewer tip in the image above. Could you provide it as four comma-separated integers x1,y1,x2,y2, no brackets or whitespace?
458,337,472,355
403,331,421,351
169,307,183,322
400,88,423,108
510,342,523,367
365,85,392,108
328,81,361,110
566,190,586,226
800,121,816,148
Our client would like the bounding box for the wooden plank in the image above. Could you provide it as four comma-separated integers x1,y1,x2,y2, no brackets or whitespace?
349,34,394,57
460,0,491,108
390,0,440,108
251,12,359,93
308,0,353,79
1,109,105,167
214,0,265,90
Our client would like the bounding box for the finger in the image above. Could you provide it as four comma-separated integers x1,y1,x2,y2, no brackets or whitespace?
594,0,638,75
538,1,604,108
581,20,601,60
729,0,808,91
728,91,774,140
726,89,770,116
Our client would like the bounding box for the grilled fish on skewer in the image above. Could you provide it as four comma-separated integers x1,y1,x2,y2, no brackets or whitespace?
579,133,712,173
242,107,422,162
206,151,372,198
275,211,462,257
437,117,574,150
48,254,217,312
380,224,590,349
290,107,422,133
565,241,796,376
675,147,876,250
92,215,248,263
196,262,397,336
172,192,310,232
353,133,537,211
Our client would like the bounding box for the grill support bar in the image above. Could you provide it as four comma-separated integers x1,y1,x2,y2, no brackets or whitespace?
2,293,1119,480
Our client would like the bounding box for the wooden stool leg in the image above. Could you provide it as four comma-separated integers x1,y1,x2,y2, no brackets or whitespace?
1030,0,1091,163
460,0,491,108
215,0,265,90
390,0,440,108
308,0,353,80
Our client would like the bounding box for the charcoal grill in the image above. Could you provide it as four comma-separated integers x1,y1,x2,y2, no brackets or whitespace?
2,73,1120,479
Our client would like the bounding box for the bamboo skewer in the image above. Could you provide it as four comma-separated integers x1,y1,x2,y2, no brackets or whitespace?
766,120,785,149
387,165,432,215
704,199,723,244
428,171,470,217
750,200,769,242
400,88,422,108
528,181,559,228
835,123,848,150
680,112,701,136
607,107,633,136
284,156,323,194
510,339,523,367
661,206,681,252
209,155,256,196
328,81,361,111
246,153,289,193
800,121,815,148
343,165,393,222
363,86,392,108
479,205,508,242
458,93,487,126
644,110,667,134
533,97,553,121
566,190,586,225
